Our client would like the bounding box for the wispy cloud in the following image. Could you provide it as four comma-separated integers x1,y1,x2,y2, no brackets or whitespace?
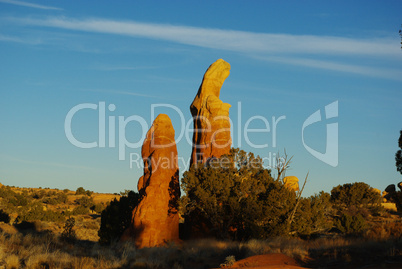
83,89,182,101
0,0,62,10
6,15,402,80
91,65,159,71
0,33,41,44
263,56,402,81
12,16,398,57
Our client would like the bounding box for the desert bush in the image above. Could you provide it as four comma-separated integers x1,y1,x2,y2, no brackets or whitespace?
181,148,296,240
16,204,65,223
291,192,333,236
0,209,10,223
32,189,46,199
75,187,93,196
75,187,86,195
75,196,94,208
55,192,68,204
42,193,68,205
335,212,367,235
91,203,106,214
395,129,402,175
61,217,76,243
72,205,90,215
365,222,402,240
98,190,140,245
331,182,381,209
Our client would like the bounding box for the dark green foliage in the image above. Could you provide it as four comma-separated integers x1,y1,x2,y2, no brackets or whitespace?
9,192,28,206
61,217,76,243
0,187,31,209
0,209,10,223
75,187,92,196
43,193,68,205
74,196,94,208
330,182,381,235
331,182,381,210
396,130,402,175
90,203,106,214
85,190,93,196
71,205,90,215
32,190,46,199
75,187,86,195
16,204,65,223
291,192,333,236
335,212,367,235
98,190,140,245
181,148,296,240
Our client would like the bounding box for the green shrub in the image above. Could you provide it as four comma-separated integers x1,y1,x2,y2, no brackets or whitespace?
90,203,105,214
16,204,65,223
61,217,76,243
291,192,333,236
335,212,367,235
331,182,381,208
75,187,93,196
74,196,94,208
0,209,10,223
75,187,86,195
72,205,90,215
181,148,296,240
330,182,382,218
98,191,140,245
9,193,29,206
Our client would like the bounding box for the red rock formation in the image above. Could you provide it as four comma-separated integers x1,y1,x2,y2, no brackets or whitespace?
190,59,232,166
127,114,180,248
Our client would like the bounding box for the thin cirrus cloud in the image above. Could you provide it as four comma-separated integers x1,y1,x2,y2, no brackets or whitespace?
264,56,402,81
13,16,398,56
0,33,41,44
0,0,62,10
7,16,402,79
82,89,183,101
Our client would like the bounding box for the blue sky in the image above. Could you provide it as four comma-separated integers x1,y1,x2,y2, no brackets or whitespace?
0,0,401,196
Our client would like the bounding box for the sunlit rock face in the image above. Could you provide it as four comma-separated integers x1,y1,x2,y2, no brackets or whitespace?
125,114,180,248
283,176,299,192
190,59,232,166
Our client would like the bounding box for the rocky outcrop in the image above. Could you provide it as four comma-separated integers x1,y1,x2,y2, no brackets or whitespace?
126,114,180,248
385,184,396,193
190,59,232,166
283,176,299,192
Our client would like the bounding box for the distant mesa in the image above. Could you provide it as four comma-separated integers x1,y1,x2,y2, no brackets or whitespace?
283,176,299,192
190,59,232,166
123,114,180,248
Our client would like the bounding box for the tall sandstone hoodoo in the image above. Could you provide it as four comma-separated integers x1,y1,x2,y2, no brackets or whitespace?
126,114,180,248
190,59,232,166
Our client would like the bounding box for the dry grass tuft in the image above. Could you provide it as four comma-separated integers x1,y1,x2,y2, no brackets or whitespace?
4,254,20,269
